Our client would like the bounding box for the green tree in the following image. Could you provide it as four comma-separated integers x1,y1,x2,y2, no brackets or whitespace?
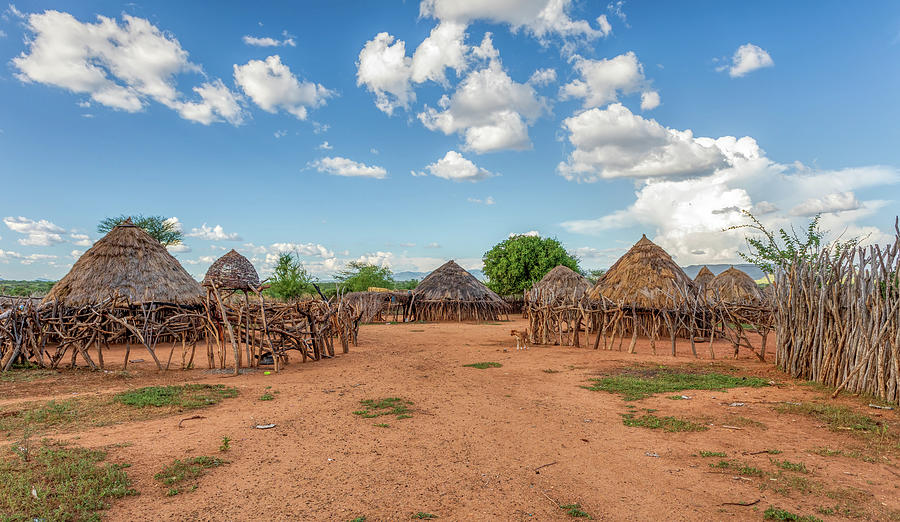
98,214,184,246
267,253,313,300
394,279,419,290
482,235,580,295
727,210,861,275
335,261,395,292
585,269,606,284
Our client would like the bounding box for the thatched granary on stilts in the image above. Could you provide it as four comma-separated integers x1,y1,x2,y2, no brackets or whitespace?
526,265,592,345
693,266,715,289
13,219,207,371
202,249,260,291
587,235,697,353
706,266,762,304
413,260,507,321
706,266,773,361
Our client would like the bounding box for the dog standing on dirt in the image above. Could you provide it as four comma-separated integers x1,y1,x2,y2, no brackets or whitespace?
510,329,528,350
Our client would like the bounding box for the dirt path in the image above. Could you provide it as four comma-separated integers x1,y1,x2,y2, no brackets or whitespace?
2,320,898,521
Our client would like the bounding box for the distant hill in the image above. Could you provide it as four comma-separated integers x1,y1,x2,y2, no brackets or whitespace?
681,264,767,281
394,269,486,282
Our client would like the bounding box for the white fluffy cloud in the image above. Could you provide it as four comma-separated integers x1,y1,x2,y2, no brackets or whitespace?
509,230,540,237
69,233,92,247
411,21,468,85
234,55,333,120
187,224,242,241
269,242,335,259
467,196,496,205
12,10,243,125
561,52,654,109
166,244,191,253
318,141,333,150
558,103,728,181
356,33,415,115
419,35,546,153
722,43,774,78
791,192,862,216
640,90,660,110
310,157,387,179
3,216,66,246
422,150,495,182
242,34,296,47
528,68,557,86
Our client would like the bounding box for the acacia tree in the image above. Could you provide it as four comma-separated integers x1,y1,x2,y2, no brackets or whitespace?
482,235,580,295
98,214,183,246
267,253,314,300
335,261,395,292
727,210,861,276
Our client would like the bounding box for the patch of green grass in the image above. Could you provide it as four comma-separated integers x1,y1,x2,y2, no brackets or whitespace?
462,362,502,369
621,413,708,432
219,436,231,452
114,384,238,409
710,460,763,476
154,456,224,495
772,459,809,473
0,368,56,383
353,398,414,420
699,450,726,457
0,441,136,520
412,513,437,519
667,395,689,400
374,423,390,428
775,403,881,433
766,449,782,455
259,392,275,401
809,447,877,463
763,506,822,521
560,503,591,518
727,415,768,430
348,517,366,522
585,368,769,400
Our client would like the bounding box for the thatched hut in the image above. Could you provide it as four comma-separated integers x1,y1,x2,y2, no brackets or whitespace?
706,266,763,304
527,265,591,307
413,260,507,321
588,235,694,309
694,266,715,289
202,249,260,291
45,219,202,307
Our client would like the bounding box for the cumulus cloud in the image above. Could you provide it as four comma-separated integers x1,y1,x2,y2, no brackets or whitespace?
721,43,774,78
318,141,333,150
557,103,728,181
69,233,92,247
234,55,333,120
509,230,540,237
791,192,862,216
12,10,244,125
411,21,468,85
356,32,415,115
422,150,495,182
528,68,557,86
640,90,660,110
467,196,496,205
166,244,191,253
310,157,387,179
418,35,546,153
187,224,242,241
242,33,296,47
3,216,66,246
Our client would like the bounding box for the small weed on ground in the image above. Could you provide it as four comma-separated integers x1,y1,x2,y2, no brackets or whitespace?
560,503,592,518
348,517,366,522
710,460,764,477
585,367,768,400
0,441,136,520
412,512,437,519
374,423,390,428
699,451,726,457
463,362,502,369
353,398,414,420
154,456,224,496
763,506,822,521
219,436,231,452
114,384,238,409
772,459,809,473
621,413,708,432
775,402,881,432
543,369,561,374
0,368,56,383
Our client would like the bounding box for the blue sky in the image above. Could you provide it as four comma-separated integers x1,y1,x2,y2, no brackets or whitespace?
1,1,899,280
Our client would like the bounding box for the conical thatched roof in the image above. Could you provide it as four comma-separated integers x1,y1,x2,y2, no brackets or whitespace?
202,249,260,291
528,265,591,306
694,266,715,288
706,266,762,304
44,219,203,307
414,260,504,304
587,235,694,309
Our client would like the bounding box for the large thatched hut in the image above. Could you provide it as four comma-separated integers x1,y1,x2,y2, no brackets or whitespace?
202,249,260,291
413,260,507,321
45,219,202,307
588,235,694,309
527,265,591,307
706,266,763,304
694,266,715,289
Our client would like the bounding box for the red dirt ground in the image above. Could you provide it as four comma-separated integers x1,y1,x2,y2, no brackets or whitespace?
2,319,899,521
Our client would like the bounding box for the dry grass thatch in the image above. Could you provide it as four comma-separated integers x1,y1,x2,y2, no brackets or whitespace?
202,249,260,291
527,265,591,306
44,219,203,307
706,266,762,304
588,235,694,309
694,266,715,288
414,260,506,321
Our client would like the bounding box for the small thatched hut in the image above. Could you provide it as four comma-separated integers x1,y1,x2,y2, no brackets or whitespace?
202,249,260,291
706,266,763,304
527,265,591,307
45,219,203,307
413,260,507,321
694,266,715,289
588,235,694,309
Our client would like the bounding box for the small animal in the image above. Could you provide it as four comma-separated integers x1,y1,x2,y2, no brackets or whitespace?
510,329,528,350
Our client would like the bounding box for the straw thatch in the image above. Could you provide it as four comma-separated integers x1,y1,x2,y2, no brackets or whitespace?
414,260,506,321
527,265,591,306
694,266,715,288
706,266,762,304
588,235,694,309
44,219,203,307
202,249,260,291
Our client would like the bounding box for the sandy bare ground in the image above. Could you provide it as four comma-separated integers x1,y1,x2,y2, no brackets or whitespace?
2,319,899,521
